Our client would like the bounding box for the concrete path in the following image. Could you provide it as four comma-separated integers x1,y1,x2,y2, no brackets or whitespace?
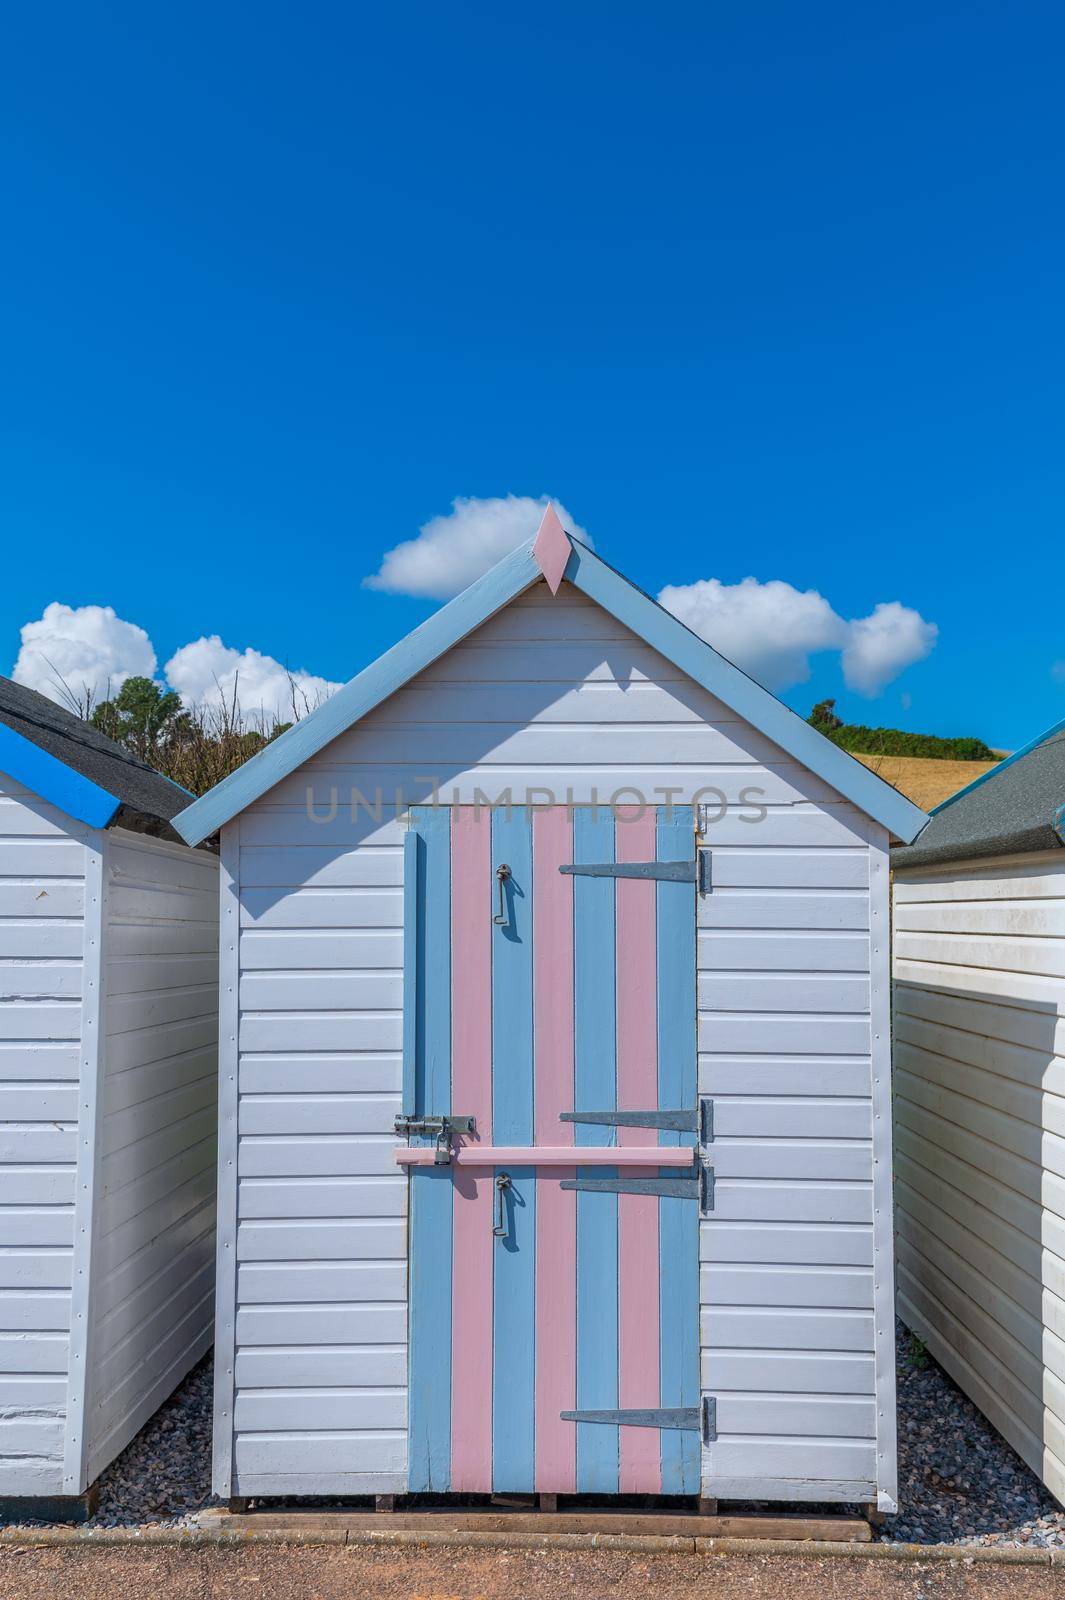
3,1543,1064,1600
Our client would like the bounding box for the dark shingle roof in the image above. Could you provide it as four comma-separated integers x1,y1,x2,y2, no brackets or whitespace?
0,675,192,833
893,724,1065,869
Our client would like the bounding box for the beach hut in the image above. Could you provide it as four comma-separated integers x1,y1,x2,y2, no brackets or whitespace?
174,508,925,1511
893,721,1065,1504
0,676,218,1516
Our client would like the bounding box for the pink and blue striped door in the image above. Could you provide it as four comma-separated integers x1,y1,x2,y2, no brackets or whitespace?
403,804,700,1496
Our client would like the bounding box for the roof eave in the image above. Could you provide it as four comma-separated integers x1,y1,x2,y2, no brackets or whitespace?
0,721,120,831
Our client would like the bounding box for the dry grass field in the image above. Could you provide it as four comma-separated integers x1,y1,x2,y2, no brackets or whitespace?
852,752,1001,811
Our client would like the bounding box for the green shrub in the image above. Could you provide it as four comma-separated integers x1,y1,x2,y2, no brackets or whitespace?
808,701,996,762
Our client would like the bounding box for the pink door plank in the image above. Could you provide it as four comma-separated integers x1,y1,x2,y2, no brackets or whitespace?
451,805,493,1141
533,807,574,1146
535,1172,577,1491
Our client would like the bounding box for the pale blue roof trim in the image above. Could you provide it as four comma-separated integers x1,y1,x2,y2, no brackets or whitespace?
173,533,927,846
927,714,1065,817
173,540,543,845
0,721,120,831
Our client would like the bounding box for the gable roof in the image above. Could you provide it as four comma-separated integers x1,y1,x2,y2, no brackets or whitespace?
172,527,928,847
893,717,1065,869
0,675,194,835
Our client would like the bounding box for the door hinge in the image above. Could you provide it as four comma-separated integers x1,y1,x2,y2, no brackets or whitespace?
560,1108,698,1132
562,1156,714,1212
561,1406,701,1431
702,1396,717,1444
559,851,710,893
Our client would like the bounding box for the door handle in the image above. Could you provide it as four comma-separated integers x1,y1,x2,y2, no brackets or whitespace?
493,1172,512,1237
493,863,512,926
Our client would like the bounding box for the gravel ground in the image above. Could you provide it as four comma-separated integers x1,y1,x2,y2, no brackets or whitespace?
4,1326,1064,1545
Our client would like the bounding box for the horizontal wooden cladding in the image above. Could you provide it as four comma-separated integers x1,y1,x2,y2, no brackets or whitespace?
894,855,1065,903
698,1016,871,1055
1,1169,76,1206
702,1306,874,1352
0,1127,76,1164
705,1140,872,1182
899,922,1065,979
107,918,218,959
235,1388,406,1432
713,890,873,931
240,1017,400,1054
0,1043,80,1083
0,841,85,877
0,884,84,919
0,796,84,838
712,1394,875,1438
239,1055,401,1095
233,1431,406,1476
107,953,218,996
895,957,1065,1011
239,973,400,1012
99,1047,218,1119
0,1205,73,1247
700,975,870,1013
707,1439,876,1483
239,1136,397,1179
355,678,729,726
0,1376,66,1409
0,1001,81,1042
710,1180,872,1225
0,1085,78,1122
236,1303,406,1346
895,1061,1065,1180
897,1034,1065,1145
704,1350,875,1394
0,1416,65,1457
701,1058,872,1098
236,1346,406,1388
894,1008,1065,1099
237,1261,406,1305
706,851,869,891
239,1177,405,1220
898,1256,1065,1481
106,985,217,1038
700,1221,873,1266
240,930,402,970
698,931,869,972
705,1098,871,1140
241,889,402,931
237,1218,405,1262
240,846,403,891
108,836,218,893
0,1333,69,1374
896,897,1065,940
894,1205,1065,1378
0,923,83,959
0,1248,72,1290
107,1015,217,1077
700,1264,874,1309
895,980,1065,1058
0,1292,70,1331
893,1099,1065,1236
100,1074,217,1161
240,1095,397,1137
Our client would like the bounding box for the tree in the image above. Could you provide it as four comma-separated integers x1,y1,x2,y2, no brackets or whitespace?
809,698,843,732
91,677,190,765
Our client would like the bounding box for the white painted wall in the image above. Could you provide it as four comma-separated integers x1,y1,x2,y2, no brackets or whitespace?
894,849,1065,1506
222,582,892,1503
0,771,86,1496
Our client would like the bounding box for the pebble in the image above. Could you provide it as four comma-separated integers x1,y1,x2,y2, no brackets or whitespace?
3,1325,1064,1545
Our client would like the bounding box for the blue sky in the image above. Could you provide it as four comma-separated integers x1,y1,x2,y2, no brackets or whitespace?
2,2,1062,748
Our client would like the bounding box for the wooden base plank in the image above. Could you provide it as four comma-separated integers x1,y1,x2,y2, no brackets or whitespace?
213,1508,872,1543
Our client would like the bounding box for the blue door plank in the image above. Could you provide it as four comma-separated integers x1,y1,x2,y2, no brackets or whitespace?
573,807,619,1494
407,807,452,1491
656,805,700,1494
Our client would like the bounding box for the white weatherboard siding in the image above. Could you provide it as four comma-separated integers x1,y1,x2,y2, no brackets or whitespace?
81,831,219,1485
0,771,86,1496
894,850,1065,1505
223,584,891,1502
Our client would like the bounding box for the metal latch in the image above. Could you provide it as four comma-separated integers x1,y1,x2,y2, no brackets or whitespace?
394,1113,476,1164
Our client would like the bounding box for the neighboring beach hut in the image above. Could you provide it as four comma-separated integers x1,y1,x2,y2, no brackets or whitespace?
893,722,1065,1504
0,677,218,1515
175,508,925,1511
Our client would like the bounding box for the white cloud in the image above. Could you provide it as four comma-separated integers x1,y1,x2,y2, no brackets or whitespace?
842,601,938,696
163,637,342,722
12,602,157,707
364,494,591,599
657,576,936,696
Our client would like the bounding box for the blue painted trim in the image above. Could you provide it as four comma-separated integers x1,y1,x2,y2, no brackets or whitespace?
406,807,452,1491
0,723,120,831
402,830,420,1116
492,1165,536,1490
173,533,927,848
1054,803,1065,847
172,540,543,844
656,805,700,1495
573,808,619,1494
563,541,927,844
928,715,1065,817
